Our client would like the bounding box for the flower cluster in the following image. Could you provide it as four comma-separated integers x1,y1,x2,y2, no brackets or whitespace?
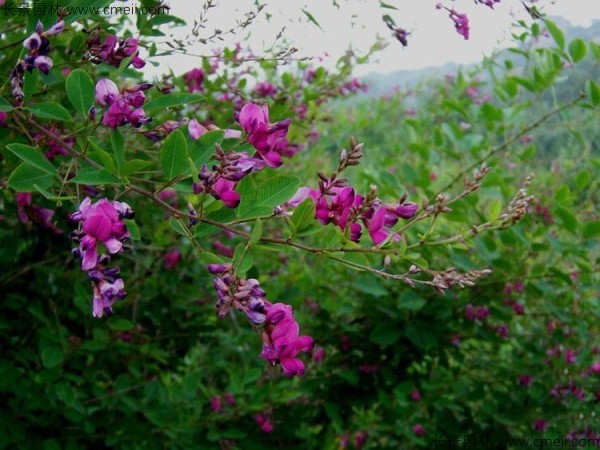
209,264,314,377
184,68,204,92
86,34,145,69
437,5,470,40
236,103,292,168
70,198,133,317
477,0,501,9
191,102,295,208
10,20,64,102
95,79,152,129
16,193,62,234
290,165,418,245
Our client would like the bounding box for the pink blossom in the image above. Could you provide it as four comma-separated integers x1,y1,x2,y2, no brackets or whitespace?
255,413,273,433
413,424,427,436
184,68,204,92
163,249,181,270
260,303,314,377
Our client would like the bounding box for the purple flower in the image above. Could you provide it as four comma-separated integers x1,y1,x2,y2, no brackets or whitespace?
260,302,314,377
95,78,120,106
533,419,548,432
163,249,181,270
253,82,277,98
237,103,291,168
184,68,204,93
255,413,273,433
519,374,533,387
95,80,150,129
212,178,240,208
188,118,206,140
448,10,470,40
210,396,224,413
23,32,42,51
413,424,427,436
86,34,145,69
71,198,131,271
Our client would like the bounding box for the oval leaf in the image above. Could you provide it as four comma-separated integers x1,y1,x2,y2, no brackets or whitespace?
66,69,95,115
26,102,72,121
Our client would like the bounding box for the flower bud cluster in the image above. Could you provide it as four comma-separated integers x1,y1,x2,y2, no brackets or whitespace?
70,198,133,317
11,20,65,102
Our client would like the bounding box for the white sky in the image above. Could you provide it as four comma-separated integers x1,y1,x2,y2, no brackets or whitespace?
147,0,600,77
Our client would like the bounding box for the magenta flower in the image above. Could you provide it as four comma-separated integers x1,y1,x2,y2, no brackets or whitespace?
255,413,273,433
95,80,151,129
163,249,181,270
90,268,126,318
260,303,314,377
86,34,145,69
519,374,533,387
212,178,240,208
477,0,501,9
412,424,427,436
210,396,224,413
16,192,61,234
0,111,7,126
444,9,470,40
237,103,291,168
253,81,277,98
411,390,422,402
533,419,548,432
184,68,204,92
71,198,132,271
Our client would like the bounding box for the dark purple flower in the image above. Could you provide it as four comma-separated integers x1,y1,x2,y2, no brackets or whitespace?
163,249,181,270
184,68,204,93
413,424,427,436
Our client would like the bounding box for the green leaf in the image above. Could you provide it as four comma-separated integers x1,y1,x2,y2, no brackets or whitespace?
555,206,577,233
6,143,57,175
144,93,203,111
88,141,118,174
233,244,254,275
568,38,586,63
370,322,402,346
124,219,141,240
161,130,189,179
489,199,502,221
398,291,426,311
379,1,398,10
41,347,64,369
65,69,95,115
544,19,565,50
586,80,600,106
33,185,76,201
189,130,224,167
352,275,387,297
110,129,124,173
71,167,120,185
122,159,152,176
249,218,262,244
26,102,72,121
291,198,316,232
169,217,188,237
109,319,135,331
8,164,54,192
301,8,323,31
0,95,13,112
237,175,300,218
582,221,600,239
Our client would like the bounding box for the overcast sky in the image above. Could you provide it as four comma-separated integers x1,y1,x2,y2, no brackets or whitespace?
149,0,600,77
